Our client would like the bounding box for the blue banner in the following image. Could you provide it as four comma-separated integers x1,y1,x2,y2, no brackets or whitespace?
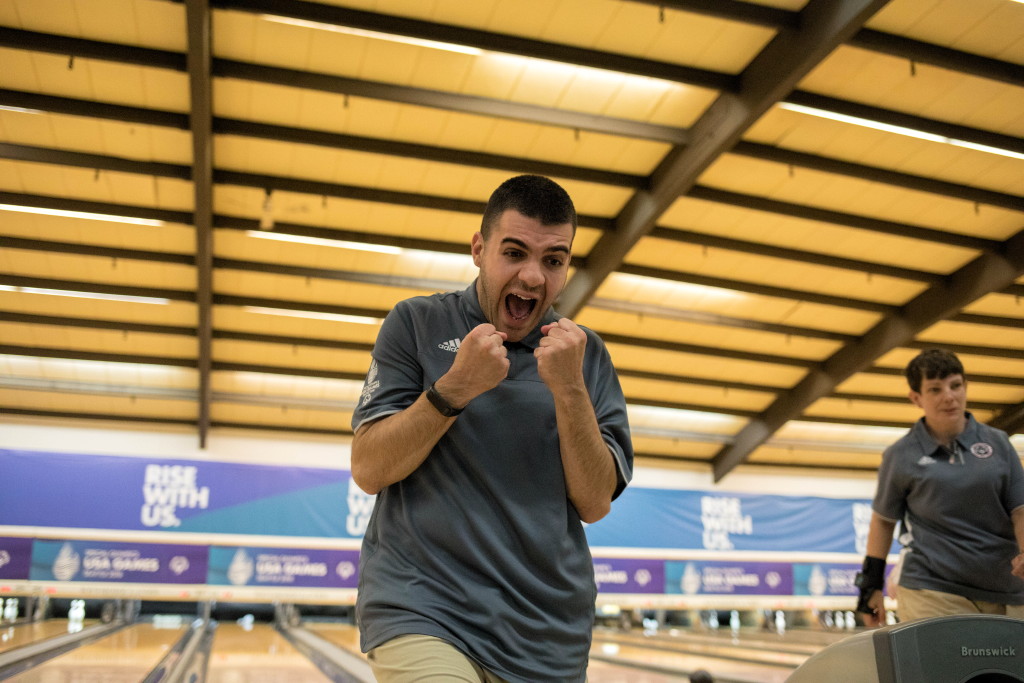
0,449,376,539
793,562,859,597
3,449,891,558
207,546,360,588
0,537,32,580
30,539,208,584
587,487,878,554
793,562,899,597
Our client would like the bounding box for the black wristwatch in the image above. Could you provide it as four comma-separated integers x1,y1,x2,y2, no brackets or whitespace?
425,382,463,417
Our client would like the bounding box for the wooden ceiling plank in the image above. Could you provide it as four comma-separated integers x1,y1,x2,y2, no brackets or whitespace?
214,59,689,145
849,29,1024,88
211,0,736,90
688,186,999,251
733,141,1024,213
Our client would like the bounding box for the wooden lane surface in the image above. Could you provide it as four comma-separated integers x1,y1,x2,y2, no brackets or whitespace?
206,622,331,683
6,622,185,682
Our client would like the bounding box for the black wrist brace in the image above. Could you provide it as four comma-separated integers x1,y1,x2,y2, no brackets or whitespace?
854,556,886,614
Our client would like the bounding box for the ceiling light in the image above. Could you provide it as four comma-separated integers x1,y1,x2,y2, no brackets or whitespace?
0,285,170,305
612,273,746,302
778,102,1024,161
487,52,677,91
244,306,383,325
0,105,44,114
246,230,403,254
262,15,482,55
0,203,166,226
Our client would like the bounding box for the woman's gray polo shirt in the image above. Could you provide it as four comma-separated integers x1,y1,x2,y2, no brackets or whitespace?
352,282,633,682
873,413,1024,604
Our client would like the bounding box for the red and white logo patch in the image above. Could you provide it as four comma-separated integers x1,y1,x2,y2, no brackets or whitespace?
970,442,993,459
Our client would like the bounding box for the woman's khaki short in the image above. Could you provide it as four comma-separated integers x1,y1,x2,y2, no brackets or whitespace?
897,586,1024,623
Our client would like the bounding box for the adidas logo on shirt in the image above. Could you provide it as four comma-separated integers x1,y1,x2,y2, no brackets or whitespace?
438,338,461,353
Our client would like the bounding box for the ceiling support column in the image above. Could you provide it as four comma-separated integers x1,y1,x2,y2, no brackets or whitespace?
186,0,214,448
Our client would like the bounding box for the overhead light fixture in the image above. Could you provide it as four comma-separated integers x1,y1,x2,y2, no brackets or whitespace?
612,273,746,302
247,230,403,254
0,105,44,114
778,102,1024,161
0,203,166,227
0,285,170,305
244,305,383,325
262,15,482,55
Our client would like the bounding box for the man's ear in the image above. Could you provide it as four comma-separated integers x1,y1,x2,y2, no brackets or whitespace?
908,390,922,408
471,232,484,267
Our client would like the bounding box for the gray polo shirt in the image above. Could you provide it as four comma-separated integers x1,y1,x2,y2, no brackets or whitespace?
352,282,633,682
873,413,1024,604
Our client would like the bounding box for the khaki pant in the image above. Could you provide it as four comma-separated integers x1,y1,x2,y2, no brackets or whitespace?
898,586,1024,623
367,634,511,683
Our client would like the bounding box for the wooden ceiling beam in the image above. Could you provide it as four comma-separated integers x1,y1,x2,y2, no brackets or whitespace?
186,0,215,448
713,227,1024,480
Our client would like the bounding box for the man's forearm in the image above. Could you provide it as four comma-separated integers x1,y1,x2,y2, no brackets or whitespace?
552,384,617,524
351,393,455,495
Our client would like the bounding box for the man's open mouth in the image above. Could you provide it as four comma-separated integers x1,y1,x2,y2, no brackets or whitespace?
505,293,537,322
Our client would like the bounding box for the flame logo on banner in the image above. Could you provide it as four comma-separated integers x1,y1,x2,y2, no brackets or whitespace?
227,548,253,585
53,543,80,581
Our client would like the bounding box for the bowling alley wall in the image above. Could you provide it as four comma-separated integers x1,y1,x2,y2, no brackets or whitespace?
0,421,894,610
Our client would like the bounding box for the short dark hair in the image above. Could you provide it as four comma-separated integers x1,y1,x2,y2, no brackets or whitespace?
905,348,965,393
480,175,577,239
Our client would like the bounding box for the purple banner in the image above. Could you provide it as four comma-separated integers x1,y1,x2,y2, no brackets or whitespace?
207,546,360,588
0,537,33,581
665,560,793,595
794,562,899,597
593,557,665,593
30,540,208,584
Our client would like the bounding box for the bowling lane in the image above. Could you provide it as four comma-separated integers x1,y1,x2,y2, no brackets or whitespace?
599,627,825,658
6,622,186,682
307,621,798,683
589,639,794,683
0,620,94,654
303,621,362,656
307,622,696,681
587,657,694,682
206,622,331,683
678,625,860,649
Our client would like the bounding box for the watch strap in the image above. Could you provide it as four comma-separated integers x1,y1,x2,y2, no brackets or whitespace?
426,381,462,417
